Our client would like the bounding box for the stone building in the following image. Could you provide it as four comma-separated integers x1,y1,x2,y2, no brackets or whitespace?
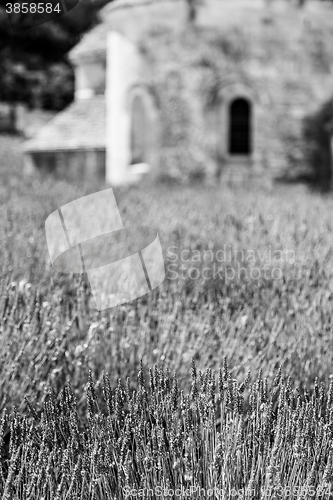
23,0,333,184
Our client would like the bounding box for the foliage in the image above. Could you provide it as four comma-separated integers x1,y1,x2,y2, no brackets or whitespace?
302,97,333,189
154,70,208,183
0,0,112,109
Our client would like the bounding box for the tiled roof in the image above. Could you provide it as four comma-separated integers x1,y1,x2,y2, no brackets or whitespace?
23,96,106,152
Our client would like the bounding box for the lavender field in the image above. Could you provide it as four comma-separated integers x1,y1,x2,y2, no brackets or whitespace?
0,135,333,498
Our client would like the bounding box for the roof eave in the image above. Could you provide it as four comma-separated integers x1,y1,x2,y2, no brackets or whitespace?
24,146,106,153
69,49,106,65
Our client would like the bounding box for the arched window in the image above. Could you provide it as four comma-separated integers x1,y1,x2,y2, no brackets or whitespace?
228,98,252,155
130,95,146,165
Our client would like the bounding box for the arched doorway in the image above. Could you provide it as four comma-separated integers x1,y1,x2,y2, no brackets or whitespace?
130,94,146,165
228,98,252,155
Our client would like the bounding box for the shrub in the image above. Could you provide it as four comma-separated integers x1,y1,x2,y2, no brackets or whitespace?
303,97,333,188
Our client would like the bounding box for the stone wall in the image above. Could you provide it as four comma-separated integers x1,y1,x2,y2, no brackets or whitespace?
101,0,333,185
137,0,333,183
0,102,27,134
74,60,106,99
106,30,160,185
27,150,105,181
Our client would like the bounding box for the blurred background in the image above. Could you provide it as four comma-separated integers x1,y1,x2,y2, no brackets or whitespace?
0,0,333,413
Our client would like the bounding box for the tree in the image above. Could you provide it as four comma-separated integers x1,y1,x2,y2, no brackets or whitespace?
0,0,113,109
